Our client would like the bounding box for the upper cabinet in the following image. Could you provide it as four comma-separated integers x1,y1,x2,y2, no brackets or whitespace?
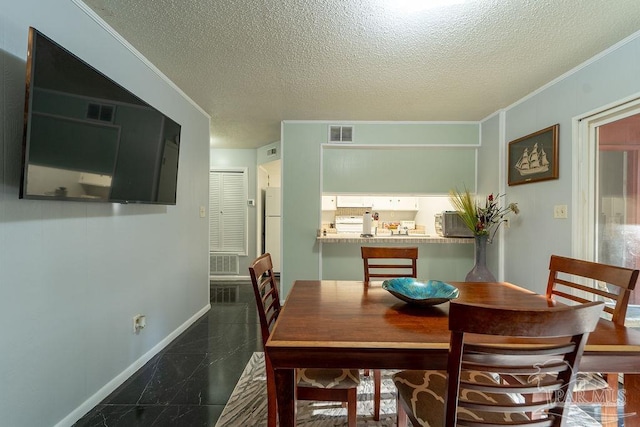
321,195,337,210
336,195,372,208
394,197,419,211
370,196,418,211
335,195,418,211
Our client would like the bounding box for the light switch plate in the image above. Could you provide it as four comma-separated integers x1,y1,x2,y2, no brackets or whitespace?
554,205,568,219
199,206,206,218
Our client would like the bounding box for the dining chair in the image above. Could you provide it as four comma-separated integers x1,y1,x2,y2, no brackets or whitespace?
360,246,418,420
544,254,639,426
249,253,361,427
361,246,418,284
393,300,604,427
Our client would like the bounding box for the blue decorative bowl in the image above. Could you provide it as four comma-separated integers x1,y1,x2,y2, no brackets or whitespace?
382,278,459,307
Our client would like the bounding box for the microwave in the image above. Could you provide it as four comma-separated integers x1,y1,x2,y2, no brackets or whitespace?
434,211,474,237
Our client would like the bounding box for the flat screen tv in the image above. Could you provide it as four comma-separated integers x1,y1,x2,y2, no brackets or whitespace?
20,27,182,205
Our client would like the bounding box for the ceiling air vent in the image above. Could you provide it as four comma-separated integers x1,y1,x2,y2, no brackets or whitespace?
328,125,353,143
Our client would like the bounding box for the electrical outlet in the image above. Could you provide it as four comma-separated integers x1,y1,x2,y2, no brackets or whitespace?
133,314,146,333
553,205,568,219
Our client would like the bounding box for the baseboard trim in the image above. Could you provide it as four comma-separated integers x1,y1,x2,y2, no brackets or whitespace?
56,303,212,427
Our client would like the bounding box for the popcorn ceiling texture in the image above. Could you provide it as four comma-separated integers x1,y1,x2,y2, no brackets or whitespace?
82,0,640,148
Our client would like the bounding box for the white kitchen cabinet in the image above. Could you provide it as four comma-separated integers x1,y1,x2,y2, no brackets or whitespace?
370,196,418,211
394,197,419,210
335,195,415,210
370,196,394,210
321,195,337,210
336,195,372,208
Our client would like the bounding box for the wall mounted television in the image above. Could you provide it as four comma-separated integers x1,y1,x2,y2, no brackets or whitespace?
20,27,182,205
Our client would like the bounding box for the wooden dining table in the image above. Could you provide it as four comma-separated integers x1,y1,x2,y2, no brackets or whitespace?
265,280,640,427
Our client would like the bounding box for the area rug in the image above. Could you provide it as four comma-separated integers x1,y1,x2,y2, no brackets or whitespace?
215,352,602,426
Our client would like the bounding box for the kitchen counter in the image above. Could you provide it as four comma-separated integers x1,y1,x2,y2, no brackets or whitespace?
317,233,473,244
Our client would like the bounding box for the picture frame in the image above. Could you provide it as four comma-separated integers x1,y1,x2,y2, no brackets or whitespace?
508,124,559,186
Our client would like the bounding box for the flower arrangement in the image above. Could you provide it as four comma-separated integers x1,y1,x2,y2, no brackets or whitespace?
449,187,519,242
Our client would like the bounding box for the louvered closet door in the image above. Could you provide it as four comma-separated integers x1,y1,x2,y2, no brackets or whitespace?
209,170,247,254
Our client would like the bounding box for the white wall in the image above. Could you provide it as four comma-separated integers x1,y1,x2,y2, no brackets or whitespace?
498,32,640,294
0,1,211,426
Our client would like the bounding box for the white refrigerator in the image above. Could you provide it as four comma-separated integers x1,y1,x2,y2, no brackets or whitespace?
264,187,281,273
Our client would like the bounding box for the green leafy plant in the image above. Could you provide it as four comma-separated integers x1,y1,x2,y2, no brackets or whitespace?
449,187,519,242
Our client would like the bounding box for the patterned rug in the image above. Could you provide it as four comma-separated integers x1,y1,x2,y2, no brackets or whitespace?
215,352,602,426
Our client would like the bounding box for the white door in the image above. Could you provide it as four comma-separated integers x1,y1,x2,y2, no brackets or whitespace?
209,170,247,254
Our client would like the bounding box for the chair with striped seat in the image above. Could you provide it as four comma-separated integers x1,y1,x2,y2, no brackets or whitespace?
544,254,639,426
249,253,361,427
393,300,603,427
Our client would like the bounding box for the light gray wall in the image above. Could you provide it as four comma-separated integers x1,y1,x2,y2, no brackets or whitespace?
256,140,281,165
210,148,259,275
323,147,476,193
478,113,503,276
281,121,480,297
498,33,640,294
0,2,211,426
321,243,474,282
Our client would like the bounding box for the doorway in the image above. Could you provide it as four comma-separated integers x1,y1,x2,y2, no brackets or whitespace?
578,99,640,313
597,112,640,305
257,159,281,264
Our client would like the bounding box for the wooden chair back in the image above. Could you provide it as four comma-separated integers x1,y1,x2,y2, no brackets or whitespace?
444,300,604,426
546,254,639,324
361,246,418,284
249,253,360,427
249,253,281,346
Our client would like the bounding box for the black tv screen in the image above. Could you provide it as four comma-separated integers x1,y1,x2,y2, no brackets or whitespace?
20,27,182,205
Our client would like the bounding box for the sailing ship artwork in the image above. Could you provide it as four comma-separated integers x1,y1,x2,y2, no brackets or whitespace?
508,124,559,186
515,143,549,176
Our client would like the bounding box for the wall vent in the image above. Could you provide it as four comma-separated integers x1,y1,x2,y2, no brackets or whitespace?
328,125,353,143
210,253,239,275
266,147,277,156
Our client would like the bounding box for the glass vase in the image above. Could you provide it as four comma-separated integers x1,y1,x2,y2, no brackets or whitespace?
465,235,497,282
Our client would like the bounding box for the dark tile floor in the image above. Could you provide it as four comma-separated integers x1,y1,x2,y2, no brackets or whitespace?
74,280,260,427
73,283,637,427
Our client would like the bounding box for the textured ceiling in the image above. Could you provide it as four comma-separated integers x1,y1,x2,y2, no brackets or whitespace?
81,0,640,149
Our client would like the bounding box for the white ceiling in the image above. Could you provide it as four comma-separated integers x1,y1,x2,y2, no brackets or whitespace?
82,0,640,149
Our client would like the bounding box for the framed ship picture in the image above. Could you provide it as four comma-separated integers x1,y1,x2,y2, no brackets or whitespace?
508,124,559,186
